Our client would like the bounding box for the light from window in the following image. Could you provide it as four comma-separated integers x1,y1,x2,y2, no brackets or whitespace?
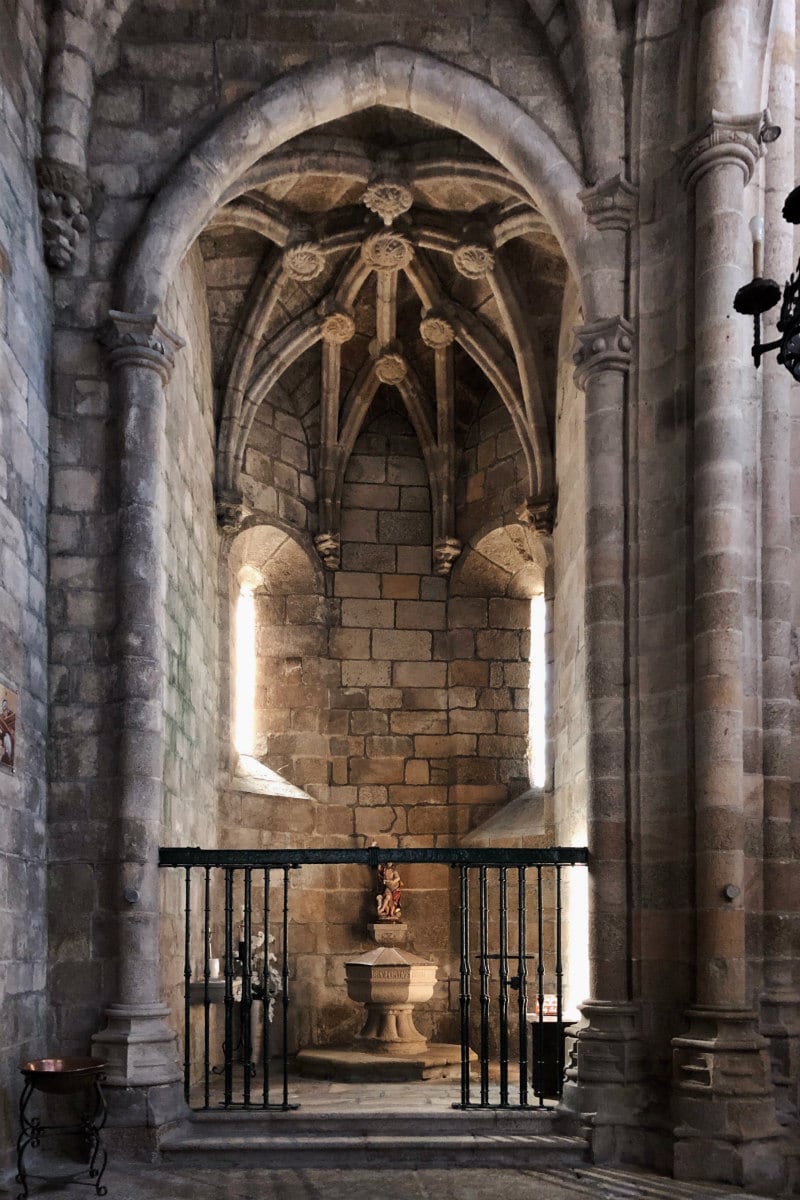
235,585,256,754
528,594,546,788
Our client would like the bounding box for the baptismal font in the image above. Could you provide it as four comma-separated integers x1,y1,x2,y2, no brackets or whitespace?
297,851,473,1080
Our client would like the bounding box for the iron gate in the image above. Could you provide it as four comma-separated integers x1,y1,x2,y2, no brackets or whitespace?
159,846,588,1112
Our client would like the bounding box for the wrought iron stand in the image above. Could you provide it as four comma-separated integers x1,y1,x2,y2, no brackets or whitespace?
16,1066,108,1199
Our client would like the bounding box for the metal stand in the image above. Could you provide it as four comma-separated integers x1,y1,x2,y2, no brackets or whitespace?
15,1075,108,1199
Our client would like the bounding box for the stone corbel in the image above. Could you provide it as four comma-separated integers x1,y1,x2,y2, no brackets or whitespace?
675,110,764,193
215,489,245,534
37,157,95,269
433,536,462,577
573,316,634,390
314,531,341,571
578,175,638,231
518,496,555,535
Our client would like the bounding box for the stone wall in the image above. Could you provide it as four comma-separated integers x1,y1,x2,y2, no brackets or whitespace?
91,0,581,207
550,279,588,1018
213,387,549,1051
159,246,221,1029
632,8,694,1099
0,0,50,1168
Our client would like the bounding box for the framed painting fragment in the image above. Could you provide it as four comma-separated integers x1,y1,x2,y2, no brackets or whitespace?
0,681,17,773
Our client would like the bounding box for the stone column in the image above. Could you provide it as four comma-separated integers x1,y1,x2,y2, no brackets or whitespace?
760,0,800,1126
92,312,185,1111
562,312,648,1159
673,118,782,1192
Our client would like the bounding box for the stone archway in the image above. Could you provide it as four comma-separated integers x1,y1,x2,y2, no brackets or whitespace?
95,43,632,1114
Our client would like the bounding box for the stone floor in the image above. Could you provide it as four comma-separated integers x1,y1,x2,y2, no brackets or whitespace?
14,1163,770,1200
4,1078,773,1200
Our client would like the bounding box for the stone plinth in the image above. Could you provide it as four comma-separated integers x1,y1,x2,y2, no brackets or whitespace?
368,922,408,947
346,946,437,1054
296,945,476,1082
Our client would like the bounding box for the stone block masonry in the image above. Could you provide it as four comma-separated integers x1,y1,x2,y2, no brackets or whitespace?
0,0,51,1171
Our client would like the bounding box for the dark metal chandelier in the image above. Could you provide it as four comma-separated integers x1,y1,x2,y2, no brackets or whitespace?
734,186,800,378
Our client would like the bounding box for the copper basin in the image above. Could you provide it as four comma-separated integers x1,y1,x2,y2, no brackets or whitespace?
19,1057,107,1094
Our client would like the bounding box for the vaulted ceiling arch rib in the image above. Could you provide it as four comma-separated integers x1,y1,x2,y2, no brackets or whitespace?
214,204,552,513
119,46,591,314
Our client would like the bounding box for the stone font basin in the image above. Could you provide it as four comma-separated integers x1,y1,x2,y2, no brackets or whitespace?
345,946,437,1055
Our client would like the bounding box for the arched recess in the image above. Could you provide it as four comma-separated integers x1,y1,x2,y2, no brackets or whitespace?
223,520,329,798
117,45,600,318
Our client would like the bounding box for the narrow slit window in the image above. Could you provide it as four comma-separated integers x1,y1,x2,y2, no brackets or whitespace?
528,593,546,788
235,585,256,755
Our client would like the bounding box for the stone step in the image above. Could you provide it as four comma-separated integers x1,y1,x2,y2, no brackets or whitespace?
160,1109,588,1169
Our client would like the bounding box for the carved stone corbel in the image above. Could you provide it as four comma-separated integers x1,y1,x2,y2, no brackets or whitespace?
314,531,341,571
433,536,462,577
36,158,94,269
518,496,555,535
215,489,245,534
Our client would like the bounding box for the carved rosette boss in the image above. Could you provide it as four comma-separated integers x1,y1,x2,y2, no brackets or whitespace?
321,311,356,344
283,239,325,282
420,313,455,349
374,353,407,385
452,241,495,280
361,230,414,272
362,180,414,227
37,158,93,269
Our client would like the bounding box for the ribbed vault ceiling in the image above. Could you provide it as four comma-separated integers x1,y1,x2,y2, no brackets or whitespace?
200,113,567,566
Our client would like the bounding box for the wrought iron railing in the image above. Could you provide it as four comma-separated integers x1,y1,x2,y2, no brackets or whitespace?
159,846,588,1113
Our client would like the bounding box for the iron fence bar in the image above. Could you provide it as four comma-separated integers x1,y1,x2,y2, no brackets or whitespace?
458,864,471,1108
535,864,545,1107
183,866,191,1105
203,865,211,1110
478,865,489,1106
517,865,528,1106
223,866,234,1107
242,866,253,1106
160,847,588,868
161,847,589,1113
262,866,271,1108
498,866,509,1106
555,863,565,1099
281,865,292,1110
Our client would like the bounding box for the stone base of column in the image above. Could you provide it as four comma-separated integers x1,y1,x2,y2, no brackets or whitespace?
560,1000,654,1165
92,1002,183,1087
760,991,800,1125
672,1006,785,1194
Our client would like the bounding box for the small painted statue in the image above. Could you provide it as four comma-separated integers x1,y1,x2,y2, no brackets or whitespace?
376,862,403,922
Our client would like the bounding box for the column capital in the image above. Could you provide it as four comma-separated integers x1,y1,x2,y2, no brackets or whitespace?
578,175,638,231
36,157,94,270
101,310,185,382
573,316,634,389
675,110,763,193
